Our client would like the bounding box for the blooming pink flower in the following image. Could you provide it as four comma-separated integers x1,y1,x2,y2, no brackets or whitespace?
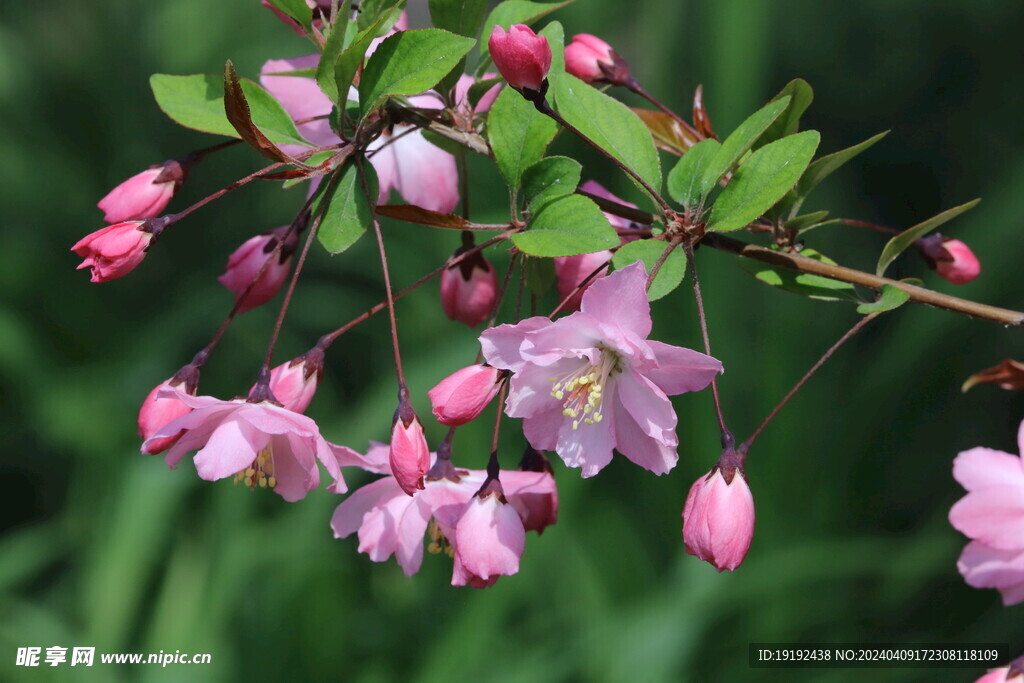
919,234,981,284
331,450,556,584
481,262,723,477
453,490,525,588
139,378,195,455
488,25,552,92
564,34,617,83
261,350,323,414
440,251,498,327
682,464,755,572
428,364,502,426
98,166,179,223
71,220,153,283
389,400,431,496
146,390,369,502
949,420,1024,605
218,227,296,314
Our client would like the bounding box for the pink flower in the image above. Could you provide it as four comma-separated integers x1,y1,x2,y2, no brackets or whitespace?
259,50,464,212
331,450,557,584
138,377,196,455
453,487,525,588
217,227,296,314
564,34,617,83
919,235,981,284
71,220,153,283
261,349,323,414
428,364,502,426
488,25,552,92
98,166,179,223
440,251,498,327
949,420,1024,605
389,399,431,496
146,390,368,502
682,463,755,572
974,657,1024,683
481,262,723,477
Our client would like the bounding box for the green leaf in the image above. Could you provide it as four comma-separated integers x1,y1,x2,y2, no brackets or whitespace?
358,0,405,30
540,21,566,77
875,199,981,276
513,194,618,257
521,156,581,211
265,0,313,31
700,96,790,194
553,74,662,194
707,130,820,233
857,284,910,314
612,240,687,301
150,73,310,147
755,79,813,149
666,138,721,208
223,61,297,163
487,85,558,190
784,210,830,232
429,0,488,37
738,247,860,302
330,8,401,106
525,256,556,295
316,163,378,254
315,2,356,103
359,29,476,115
785,131,889,215
479,0,574,59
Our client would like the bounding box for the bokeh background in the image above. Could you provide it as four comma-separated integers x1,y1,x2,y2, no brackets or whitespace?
1,0,1022,681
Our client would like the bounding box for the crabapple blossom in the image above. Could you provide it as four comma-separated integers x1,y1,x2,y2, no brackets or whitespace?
488,25,552,92
428,364,503,426
389,398,431,496
98,165,179,223
145,389,368,502
480,262,723,477
72,220,154,283
217,227,296,314
949,420,1024,605
682,461,755,572
138,375,196,456
453,484,526,588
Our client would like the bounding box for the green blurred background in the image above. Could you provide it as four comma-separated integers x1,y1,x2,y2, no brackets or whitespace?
1,0,1022,681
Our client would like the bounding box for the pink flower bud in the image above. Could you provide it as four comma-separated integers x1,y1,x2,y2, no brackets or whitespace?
389,403,430,496
71,220,153,283
453,489,526,588
553,250,612,312
682,466,755,572
564,34,617,83
428,364,502,426
919,235,981,284
218,227,296,314
98,166,180,224
139,378,195,455
488,24,552,92
975,663,1024,683
440,251,498,327
262,350,324,414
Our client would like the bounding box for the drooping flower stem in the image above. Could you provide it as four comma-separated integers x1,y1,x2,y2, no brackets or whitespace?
740,313,879,454
684,242,730,444
489,382,510,463
485,252,521,329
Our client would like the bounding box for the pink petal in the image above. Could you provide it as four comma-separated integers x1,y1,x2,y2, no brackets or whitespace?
579,261,652,338
645,340,724,396
386,128,460,212
331,477,402,538
193,417,268,481
454,495,526,581
259,56,338,148
615,369,678,446
953,447,1024,492
611,391,678,475
504,358,577,418
949,487,1024,551
958,541,1024,606
479,317,552,372
522,405,565,452
555,406,615,477
272,434,319,502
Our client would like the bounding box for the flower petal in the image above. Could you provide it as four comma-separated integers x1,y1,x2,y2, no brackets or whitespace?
193,417,268,481
479,316,551,372
611,390,677,475
579,261,652,338
953,447,1024,492
615,368,678,446
645,340,723,396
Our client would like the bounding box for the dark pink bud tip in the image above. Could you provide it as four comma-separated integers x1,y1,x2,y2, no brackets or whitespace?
488,24,552,92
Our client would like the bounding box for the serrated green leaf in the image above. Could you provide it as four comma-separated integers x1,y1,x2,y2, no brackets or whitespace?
266,0,313,31
331,8,401,107
525,256,556,295
521,156,581,211
666,138,721,208
150,74,311,147
316,163,377,254
755,79,813,149
707,130,820,233
875,199,981,276
359,29,476,114
738,247,860,302
358,0,404,30
700,96,790,195
315,1,356,103
487,86,558,190
857,284,910,314
612,240,686,301
513,194,618,257
553,74,662,194
479,0,574,60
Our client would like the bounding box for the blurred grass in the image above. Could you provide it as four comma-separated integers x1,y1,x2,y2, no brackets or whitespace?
1,0,1022,681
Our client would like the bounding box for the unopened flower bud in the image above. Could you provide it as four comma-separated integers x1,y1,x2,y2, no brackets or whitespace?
139,366,199,455
72,220,154,283
440,248,498,327
98,163,182,224
260,348,324,414
565,33,629,84
453,482,526,588
389,397,430,496
488,24,552,92
918,235,981,285
682,461,755,572
428,364,502,426
974,658,1024,683
218,226,297,314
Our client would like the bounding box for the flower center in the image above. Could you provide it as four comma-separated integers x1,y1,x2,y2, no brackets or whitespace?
426,519,454,558
232,447,277,491
550,347,621,430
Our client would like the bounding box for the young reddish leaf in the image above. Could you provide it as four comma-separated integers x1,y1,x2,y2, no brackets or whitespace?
962,359,1024,393
632,108,699,157
376,205,475,230
224,60,307,165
